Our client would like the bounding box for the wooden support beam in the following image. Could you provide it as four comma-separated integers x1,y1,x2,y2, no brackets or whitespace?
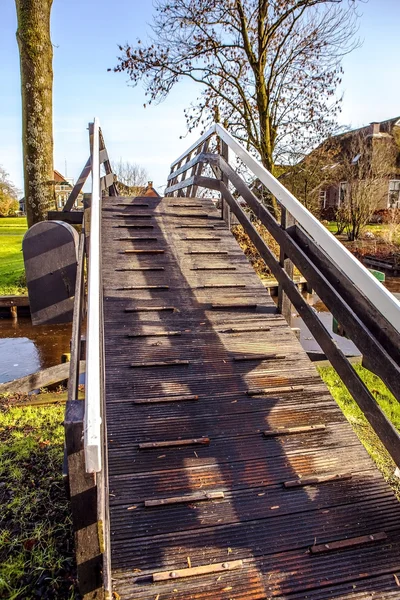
0,361,86,395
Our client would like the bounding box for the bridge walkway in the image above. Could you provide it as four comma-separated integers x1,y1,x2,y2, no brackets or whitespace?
101,194,400,599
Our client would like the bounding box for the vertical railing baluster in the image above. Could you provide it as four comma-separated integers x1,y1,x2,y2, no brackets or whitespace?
277,208,295,325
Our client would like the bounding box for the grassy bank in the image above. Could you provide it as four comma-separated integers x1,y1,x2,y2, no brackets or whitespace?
0,398,79,599
318,363,400,498
0,217,28,296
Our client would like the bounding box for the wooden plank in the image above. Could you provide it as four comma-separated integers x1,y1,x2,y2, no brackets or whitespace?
114,237,158,241
120,249,164,254
233,353,286,361
191,266,236,271
115,285,169,291
218,326,270,333
130,360,190,368
126,331,182,338
263,424,326,437
187,250,228,255
132,394,198,404
139,437,210,450
153,560,243,582
248,385,304,395
145,491,224,507
100,172,115,191
124,306,175,312
113,224,154,229
113,214,152,218
212,302,257,309
183,237,222,241
115,267,164,272
197,284,246,289
165,175,196,195
0,361,86,395
115,203,149,207
68,232,85,402
284,472,353,488
310,532,387,554
0,295,29,308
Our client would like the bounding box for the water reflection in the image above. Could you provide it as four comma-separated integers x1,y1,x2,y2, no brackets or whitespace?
0,317,72,384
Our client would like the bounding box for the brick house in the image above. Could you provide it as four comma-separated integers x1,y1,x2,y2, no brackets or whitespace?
317,117,400,215
19,169,83,213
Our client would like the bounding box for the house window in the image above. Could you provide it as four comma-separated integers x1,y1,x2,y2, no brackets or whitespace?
58,195,63,209
319,189,327,209
388,180,400,208
339,181,349,205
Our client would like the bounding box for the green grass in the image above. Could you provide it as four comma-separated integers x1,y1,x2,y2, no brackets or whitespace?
0,217,28,296
318,364,400,498
0,401,79,599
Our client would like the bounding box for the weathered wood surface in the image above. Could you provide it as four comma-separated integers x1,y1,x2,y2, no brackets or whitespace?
23,220,79,324
101,194,400,600
0,360,86,394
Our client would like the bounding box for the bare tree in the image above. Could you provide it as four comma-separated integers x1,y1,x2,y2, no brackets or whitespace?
0,166,20,217
15,0,54,227
112,160,149,196
338,133,397,241
282,139,341,216
113,0,360,215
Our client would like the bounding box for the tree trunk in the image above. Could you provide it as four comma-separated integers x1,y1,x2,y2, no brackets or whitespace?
15,0,54,228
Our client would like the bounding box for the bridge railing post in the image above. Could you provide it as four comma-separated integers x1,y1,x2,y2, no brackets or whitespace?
65,400,104,599
277,208,295,326
220,139,231,228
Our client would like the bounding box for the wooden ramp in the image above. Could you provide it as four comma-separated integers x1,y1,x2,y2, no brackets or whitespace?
102,195,400,599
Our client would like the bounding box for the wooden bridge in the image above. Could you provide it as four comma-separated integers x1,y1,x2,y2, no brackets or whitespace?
63,120,400,600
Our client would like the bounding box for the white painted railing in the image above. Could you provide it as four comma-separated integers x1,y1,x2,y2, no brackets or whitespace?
171,123,400,334
84,117,103,473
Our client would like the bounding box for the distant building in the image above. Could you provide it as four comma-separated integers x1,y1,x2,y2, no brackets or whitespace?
19,170,84,214
316,117,400,214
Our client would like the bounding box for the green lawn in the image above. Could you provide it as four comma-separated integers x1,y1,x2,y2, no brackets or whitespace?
318,364,400,498
0,217,28,295
0,401,79,599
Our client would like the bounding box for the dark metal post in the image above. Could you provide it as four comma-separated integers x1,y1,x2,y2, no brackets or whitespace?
221,140,230,228
277,208,295,325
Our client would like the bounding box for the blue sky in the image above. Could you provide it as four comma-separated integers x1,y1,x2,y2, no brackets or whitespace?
1,0,400,195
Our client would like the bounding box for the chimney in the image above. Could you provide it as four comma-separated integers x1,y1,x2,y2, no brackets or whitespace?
370,122,380,135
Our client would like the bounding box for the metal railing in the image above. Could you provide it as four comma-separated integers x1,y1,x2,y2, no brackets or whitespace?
166,123,400,469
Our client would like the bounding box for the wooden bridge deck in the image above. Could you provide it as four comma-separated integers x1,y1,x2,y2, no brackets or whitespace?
101,195,400,599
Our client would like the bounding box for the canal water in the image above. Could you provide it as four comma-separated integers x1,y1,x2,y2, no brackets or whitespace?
0,318,72,385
